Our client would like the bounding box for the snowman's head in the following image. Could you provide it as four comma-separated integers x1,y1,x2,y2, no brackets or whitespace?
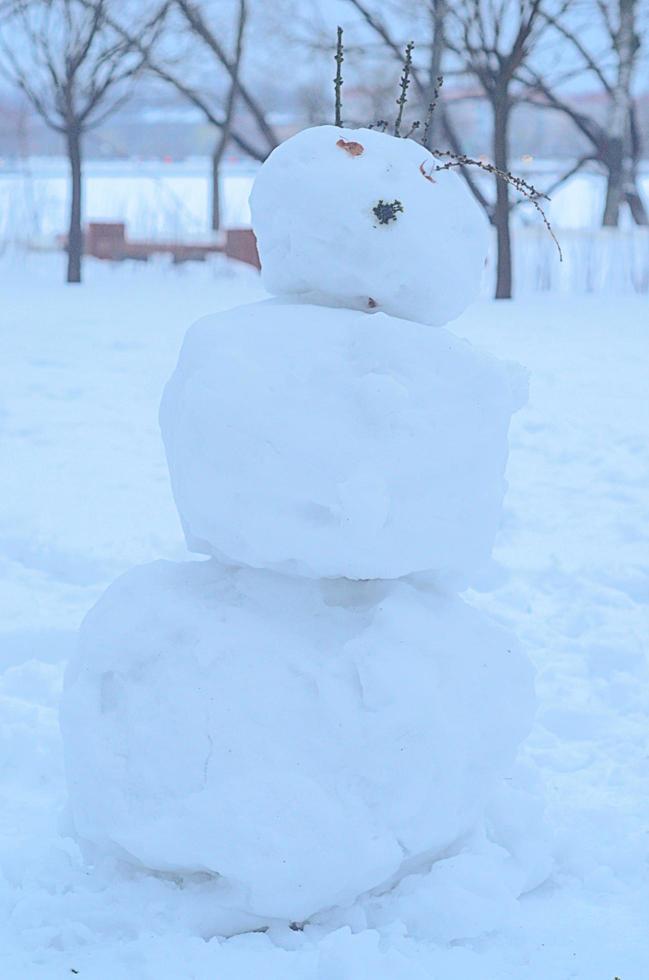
249,125,490,327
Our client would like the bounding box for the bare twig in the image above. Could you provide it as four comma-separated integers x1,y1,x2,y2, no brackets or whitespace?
394,40,414,136
527,153,595,201
334,25,344,126
422,74,443,148
427,150,562,260
431,149,548,200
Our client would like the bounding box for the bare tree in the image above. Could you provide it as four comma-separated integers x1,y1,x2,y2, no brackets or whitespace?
103,0,278,231
443,0,572,298
520,0,648,226
172,0,278,229
424,0,446,149
345,0,566,299
0,0,156,282
198,0,246,231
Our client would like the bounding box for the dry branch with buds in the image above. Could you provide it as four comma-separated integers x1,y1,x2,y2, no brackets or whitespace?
334,26,344,127
332,31,561,261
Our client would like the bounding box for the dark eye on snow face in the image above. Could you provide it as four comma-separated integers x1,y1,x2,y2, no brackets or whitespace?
372,199,404,225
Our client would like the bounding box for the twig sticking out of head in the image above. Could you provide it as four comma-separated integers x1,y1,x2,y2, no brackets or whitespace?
405,120,421,139
426,151,563,261
369,119,389,132
394,41,414,137
422,75,443,148
334,26,344,127
430,150,549,201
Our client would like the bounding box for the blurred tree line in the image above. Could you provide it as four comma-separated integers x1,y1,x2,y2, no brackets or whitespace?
0,0,647,289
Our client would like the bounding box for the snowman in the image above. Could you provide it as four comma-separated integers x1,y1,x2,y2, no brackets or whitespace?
60,124,537,930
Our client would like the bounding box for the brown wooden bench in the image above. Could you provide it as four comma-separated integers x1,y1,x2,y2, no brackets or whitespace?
80,222,260,269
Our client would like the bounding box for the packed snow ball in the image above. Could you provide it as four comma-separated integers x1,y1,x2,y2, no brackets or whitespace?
61,559,534,923
250,125,490,326
160,301,527,584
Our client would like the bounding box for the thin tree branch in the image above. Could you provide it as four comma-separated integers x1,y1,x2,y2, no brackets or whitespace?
394,40,414,136
173,0,277,152
334,25,344,126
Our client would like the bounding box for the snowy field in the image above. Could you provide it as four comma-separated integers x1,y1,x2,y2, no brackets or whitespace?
1,251,649,977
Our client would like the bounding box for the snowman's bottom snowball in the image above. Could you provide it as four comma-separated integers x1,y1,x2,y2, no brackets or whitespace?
61,559,535,922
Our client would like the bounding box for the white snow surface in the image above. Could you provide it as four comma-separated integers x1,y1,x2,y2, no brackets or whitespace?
161,300,526,583
61,557,533,921
250,126,490,326
1,253,649,977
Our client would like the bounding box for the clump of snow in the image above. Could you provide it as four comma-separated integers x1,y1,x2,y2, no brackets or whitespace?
250,126,490,326
160,301,527,584
61,558,534,922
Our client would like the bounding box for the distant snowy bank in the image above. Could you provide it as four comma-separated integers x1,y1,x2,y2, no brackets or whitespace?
1,156,649,294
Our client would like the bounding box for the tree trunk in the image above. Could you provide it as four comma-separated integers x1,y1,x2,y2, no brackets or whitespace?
211,149,221,232
626,181,649,225
208,0,242,233
493,95,512,299
627,107,648,224
603,0,635,226
603,137,625,226
66,127,83,283
423,0,446,150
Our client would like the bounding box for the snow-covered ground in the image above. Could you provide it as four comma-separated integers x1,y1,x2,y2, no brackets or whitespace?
1,251,648,977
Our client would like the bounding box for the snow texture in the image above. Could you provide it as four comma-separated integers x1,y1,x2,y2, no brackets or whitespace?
161,300,527,584
250,126,490,326
2,254,649,977
61,557,533,922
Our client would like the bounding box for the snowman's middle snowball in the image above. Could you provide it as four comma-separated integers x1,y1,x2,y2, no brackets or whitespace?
160,301,527,585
